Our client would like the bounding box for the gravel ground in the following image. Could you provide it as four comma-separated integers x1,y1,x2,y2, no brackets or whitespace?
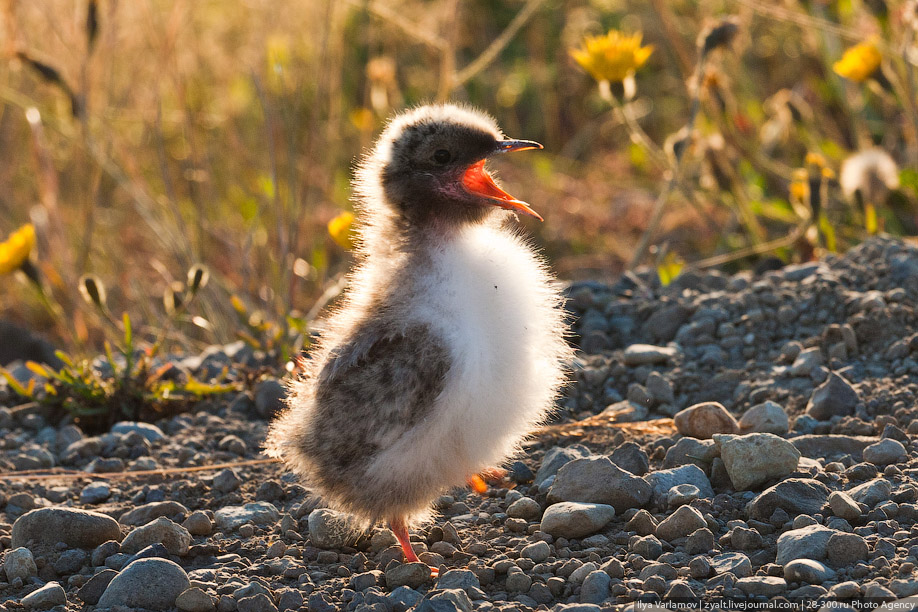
4,236,918,611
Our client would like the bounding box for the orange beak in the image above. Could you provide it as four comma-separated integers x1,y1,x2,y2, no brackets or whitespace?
461,139,543,221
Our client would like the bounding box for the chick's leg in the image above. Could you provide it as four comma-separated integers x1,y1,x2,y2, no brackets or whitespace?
388,516,439,577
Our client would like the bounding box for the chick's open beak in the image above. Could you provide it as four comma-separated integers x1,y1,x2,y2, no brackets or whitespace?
462,139,544,221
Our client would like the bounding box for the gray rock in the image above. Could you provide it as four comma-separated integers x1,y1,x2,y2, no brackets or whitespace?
746,478,830,521
21,580,66,609
644,304,692,342
610,441,650,475
385,562,431,589
52,548,88,575
534,444,592,486
889,580,918,598
521,540,551,563
111,421,165,442
847,478,892,506
784,559,835,584
121,517,192,555
238,593,278,612
711,552,752,577
673,402,739,439
12,507,122,549
646,371,676,405
540,501,615,539
789,347,824,377
776,525,835,564
76,568,117,605
119,501,190,526
632,535,663,559
716,433,801,490
685,527,715,554
827,491,862,521
4,547,37,582
254,379,287,419
862,439,907,465
655,505,707,541
825,532,869,566
435,569,479,592
662,437,718,470
182,510,214,536
79,481,111,504
739,401,789,435
735,576,787,597
667,484,701,507
623,343,678,366
805,373,858,420
307,508,359,549
214,502,280,531
175,587,215,612
790,434,878,461
580,570,611,604
416,588,472,612
350,570,382,591
389,586,423,610
97,558,190,610
645,464,715,505
212,468,242,493
506,497,541,521
548,456,651,512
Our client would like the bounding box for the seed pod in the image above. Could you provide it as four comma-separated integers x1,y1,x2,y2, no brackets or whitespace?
78,274,107,310
163,281,185,316
698,17,740,57
187,263,209,295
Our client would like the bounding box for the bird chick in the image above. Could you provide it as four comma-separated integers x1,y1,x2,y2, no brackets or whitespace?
267,103,571,571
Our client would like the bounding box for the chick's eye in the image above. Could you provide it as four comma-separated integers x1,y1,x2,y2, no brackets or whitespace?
433,149,451,164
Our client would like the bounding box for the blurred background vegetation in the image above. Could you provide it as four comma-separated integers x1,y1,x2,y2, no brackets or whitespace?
0,0,915,357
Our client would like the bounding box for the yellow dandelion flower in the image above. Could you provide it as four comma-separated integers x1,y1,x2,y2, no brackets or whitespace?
571,30,653,84
0,224,36,276
327,211,355,250
833,40,881,82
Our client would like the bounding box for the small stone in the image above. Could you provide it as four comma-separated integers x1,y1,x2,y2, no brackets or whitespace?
79,481,112,504
307,508,359,549
521,540,550,563
776,525,835,565
121,517,192,556
580,570,611,604
655,505,707,541
213,468,242,493
540,501,615,539
825,532,869,566
176,587,216,612
847,478,892,506
435,569,480,592
254,379,287,419
386,562,431,589
182,511,214,536
505,571,532,594
784,559,835,584
827,491,862,521
12,507,122,549
623,344,678,366
736,576,787,597
238,593,278,612
506,497,541,521
388,586,423,610
4,547,37,582
119,501,190,526
667,484,701,507
789,347,824,377
351,570,382,591
111,421,166,442
646,371,675,405
626,509,657,535
214,502,279,531
534,444,592,486
746,478,830,521
632,535,663,559
674,402,739,439
805,373,858,420
97,558,190,609
711,552,752,577
862,439,907,466
548,456,651,512
610,441,650,476
76,568,117,605
739,401,789,435
662,438,718,470
52,548,88,575
716,433,801,490
645,464,715,506
20,580,66,609
685,527,715,555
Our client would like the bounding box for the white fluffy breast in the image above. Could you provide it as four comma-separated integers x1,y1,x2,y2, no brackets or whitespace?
365,223,570,494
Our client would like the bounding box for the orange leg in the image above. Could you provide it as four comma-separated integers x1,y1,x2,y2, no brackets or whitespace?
388,517,438,578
